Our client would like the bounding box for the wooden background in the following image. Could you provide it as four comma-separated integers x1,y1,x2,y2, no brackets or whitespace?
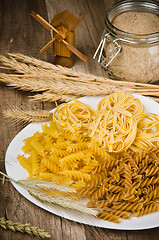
0,0,159,239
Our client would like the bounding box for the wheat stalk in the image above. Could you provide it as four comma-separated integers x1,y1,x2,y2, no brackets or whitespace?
5,53,159,88
0,217,51,239
3,53,159,88
1,53,159,102
0,54,85,80
0,171,75,193
0,54,40,74
18,179,76,193
29,188,97,216
1,53,159,122
8,53,79,75
29,92,76,102
0,73,129,96
0,74,52,92
3,107,53,123
0,171,97,216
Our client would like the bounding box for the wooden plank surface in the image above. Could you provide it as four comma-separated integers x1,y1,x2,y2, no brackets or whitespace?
0,0,159,239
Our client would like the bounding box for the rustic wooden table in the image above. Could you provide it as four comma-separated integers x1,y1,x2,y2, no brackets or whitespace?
0,0,159,239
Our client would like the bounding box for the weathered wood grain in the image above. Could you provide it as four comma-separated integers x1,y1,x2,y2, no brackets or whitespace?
0,1,55,240
0,0,159,239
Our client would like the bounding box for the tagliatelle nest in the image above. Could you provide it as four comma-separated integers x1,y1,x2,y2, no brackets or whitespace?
53,99,97,132
89,107,137,153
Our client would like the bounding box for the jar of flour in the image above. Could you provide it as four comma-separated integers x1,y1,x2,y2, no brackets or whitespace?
93,0,159,83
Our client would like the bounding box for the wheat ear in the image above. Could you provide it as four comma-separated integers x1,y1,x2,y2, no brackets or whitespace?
0,217,51,239
29,189,97,216
30,92,74,102
18,179,76,193
3,107,53,123
1,53,159,102
0,171,75,194
0,171,97,216
0,73,124,96
3,53,159,87
7,53,85,76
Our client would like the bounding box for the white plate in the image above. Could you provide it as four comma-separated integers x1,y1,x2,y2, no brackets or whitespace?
5,94,159,230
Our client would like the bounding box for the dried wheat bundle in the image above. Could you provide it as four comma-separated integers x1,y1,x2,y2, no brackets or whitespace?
0,73,125,99
3,107,53,124
0,217,51,239
0,171,97,216
1,53,159,102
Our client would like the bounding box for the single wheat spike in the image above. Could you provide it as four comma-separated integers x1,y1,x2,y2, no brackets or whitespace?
0,53,81,78
7,53,84,75
3,107,53,123
29,189,97,216
0,54,38,74
18,179,76,193
0,217,51,239
0,171,75,194
30,92,74,102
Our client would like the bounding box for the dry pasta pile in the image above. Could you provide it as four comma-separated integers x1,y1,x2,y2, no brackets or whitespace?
90,91,159,152
17,91,159,223
80,149,159,222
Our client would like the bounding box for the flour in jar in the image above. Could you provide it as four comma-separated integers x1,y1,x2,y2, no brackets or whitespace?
112,12,159,34
104,11,159,83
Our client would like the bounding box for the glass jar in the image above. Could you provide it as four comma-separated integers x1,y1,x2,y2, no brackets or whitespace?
93,0,159,83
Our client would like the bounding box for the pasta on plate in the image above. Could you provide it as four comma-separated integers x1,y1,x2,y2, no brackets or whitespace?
17,90,159,223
